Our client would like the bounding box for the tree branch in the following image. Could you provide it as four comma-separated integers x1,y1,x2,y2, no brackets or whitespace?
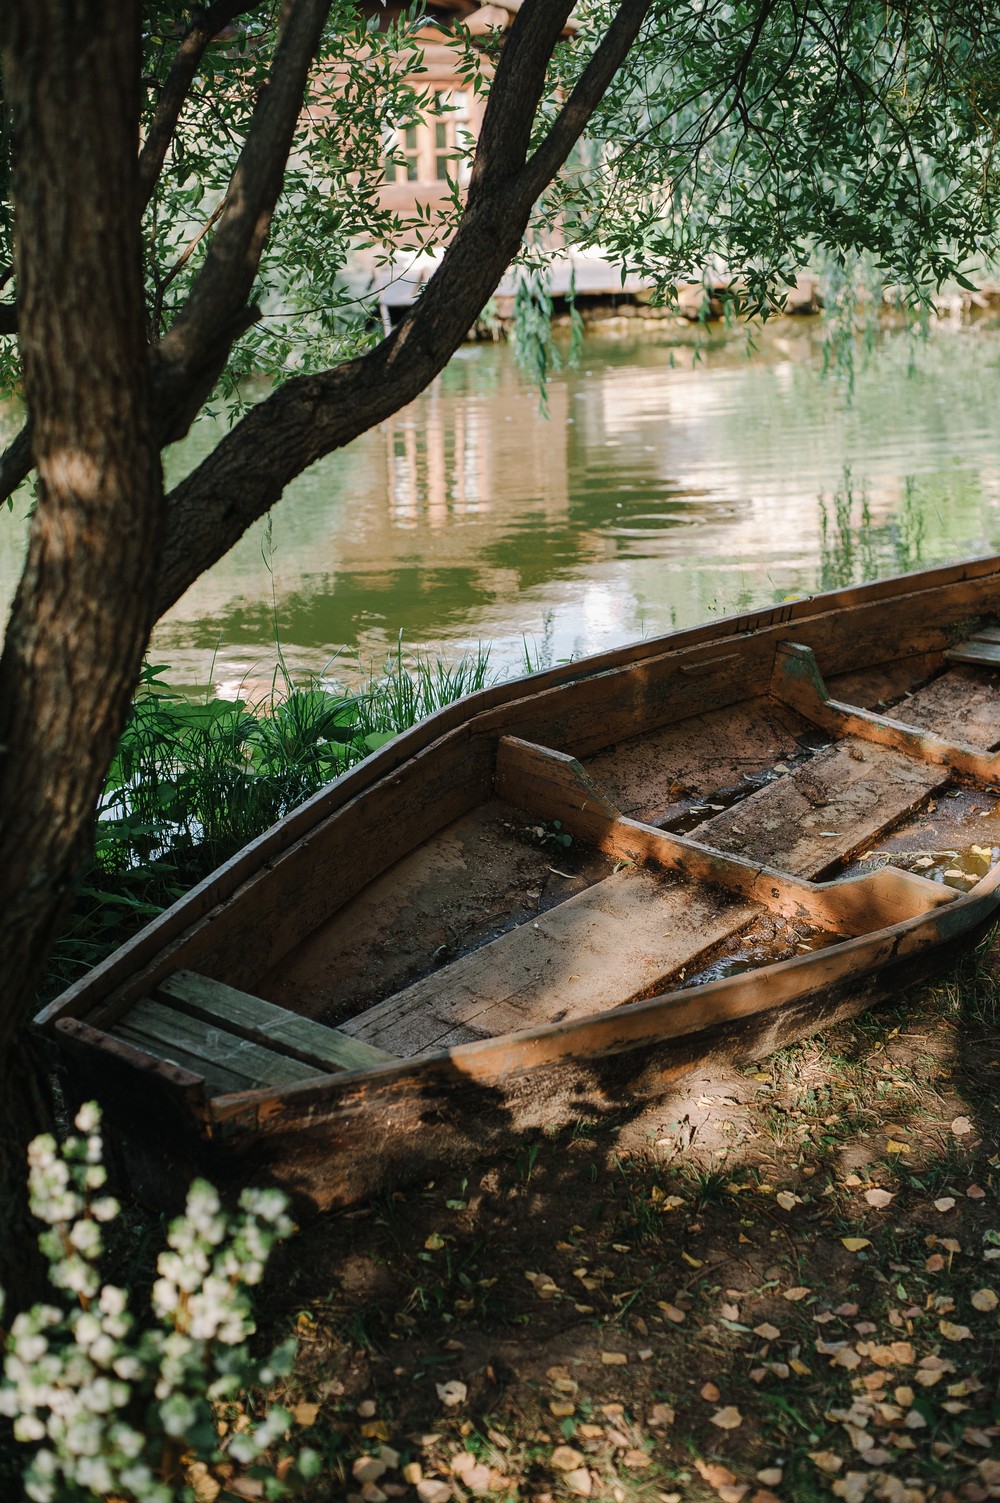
139,1,268,210
153,0,332,435
518,0,654,200
0,423,31,501
154,0,655,614
0,264,15,334
468,0,577,195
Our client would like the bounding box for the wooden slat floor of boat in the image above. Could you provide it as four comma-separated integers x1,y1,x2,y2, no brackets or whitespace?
262,799,619,1025
689,738,949,877
582,697,808,825
339,868,758,1053
889,668,1000,751
113,998,329,1095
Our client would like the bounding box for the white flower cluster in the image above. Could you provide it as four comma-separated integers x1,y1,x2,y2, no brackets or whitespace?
0,1103,317,1502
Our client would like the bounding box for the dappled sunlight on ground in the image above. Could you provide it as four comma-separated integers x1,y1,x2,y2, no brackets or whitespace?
252,942,1000,1503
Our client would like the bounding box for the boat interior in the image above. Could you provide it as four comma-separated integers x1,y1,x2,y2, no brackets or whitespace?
68,622,1000,1103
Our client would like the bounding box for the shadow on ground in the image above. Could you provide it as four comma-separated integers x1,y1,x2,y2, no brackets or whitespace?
249,943,1000,1503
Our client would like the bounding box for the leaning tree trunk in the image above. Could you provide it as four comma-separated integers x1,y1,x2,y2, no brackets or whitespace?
0,2,163,1308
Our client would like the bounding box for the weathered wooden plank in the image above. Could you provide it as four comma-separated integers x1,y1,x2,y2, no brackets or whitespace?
946,639,1000,668
112,1023,258,1097
341,867,757,1054
581,697,807,826
900,667,1000,750
156,971,396,1072
112,999,327,1092
606,819,957,933
495,736,621,835
55,1016,208,1100
874,672,1000,749
690,737,948,878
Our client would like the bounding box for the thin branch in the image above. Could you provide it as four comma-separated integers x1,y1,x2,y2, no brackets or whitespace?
153,0,332,412
151,195,227,327
0,424,30,503
468,0,577,195
139,1,267,210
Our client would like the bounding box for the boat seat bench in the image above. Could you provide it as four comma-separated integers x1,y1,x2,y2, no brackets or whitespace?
110,969,396,1097
945,626,1000,670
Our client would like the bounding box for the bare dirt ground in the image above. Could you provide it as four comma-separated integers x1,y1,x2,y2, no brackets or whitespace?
244,943,1000,1503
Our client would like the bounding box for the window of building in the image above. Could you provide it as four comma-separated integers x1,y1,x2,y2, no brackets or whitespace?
383,90,473,187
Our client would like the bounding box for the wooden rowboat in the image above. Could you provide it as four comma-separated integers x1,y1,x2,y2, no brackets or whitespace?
38,555,1000,1209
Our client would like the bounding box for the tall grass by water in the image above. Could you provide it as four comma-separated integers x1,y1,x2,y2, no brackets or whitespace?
46,639,494,1000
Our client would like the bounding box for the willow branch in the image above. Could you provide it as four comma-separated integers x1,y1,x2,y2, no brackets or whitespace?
139,1,267,210
153,0,331,412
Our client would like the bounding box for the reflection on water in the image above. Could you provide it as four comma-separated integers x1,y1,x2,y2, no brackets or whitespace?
3,317,1000,695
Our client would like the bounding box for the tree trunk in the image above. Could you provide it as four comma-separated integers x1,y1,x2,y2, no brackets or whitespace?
0,2,163,1303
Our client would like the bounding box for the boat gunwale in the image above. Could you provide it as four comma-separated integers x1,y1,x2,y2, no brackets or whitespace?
36,551,1000,1037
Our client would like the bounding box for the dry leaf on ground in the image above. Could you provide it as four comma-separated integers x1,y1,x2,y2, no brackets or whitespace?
695,1458,738,1489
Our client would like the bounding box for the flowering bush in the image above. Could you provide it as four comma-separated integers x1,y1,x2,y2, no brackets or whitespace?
0,1103,320,1501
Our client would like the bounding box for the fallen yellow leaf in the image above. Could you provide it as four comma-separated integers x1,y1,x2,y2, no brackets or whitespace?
551,1447,584,1472
186,1463,221,1503
841,1237,871,1252
809,1451,843,1474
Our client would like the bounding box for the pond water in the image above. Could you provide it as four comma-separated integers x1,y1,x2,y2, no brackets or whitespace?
3,314,1000,698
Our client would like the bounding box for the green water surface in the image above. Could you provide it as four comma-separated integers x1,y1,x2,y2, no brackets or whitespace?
3,315,1000,696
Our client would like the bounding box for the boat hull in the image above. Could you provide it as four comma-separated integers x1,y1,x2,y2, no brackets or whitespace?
38,554,1000,1209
